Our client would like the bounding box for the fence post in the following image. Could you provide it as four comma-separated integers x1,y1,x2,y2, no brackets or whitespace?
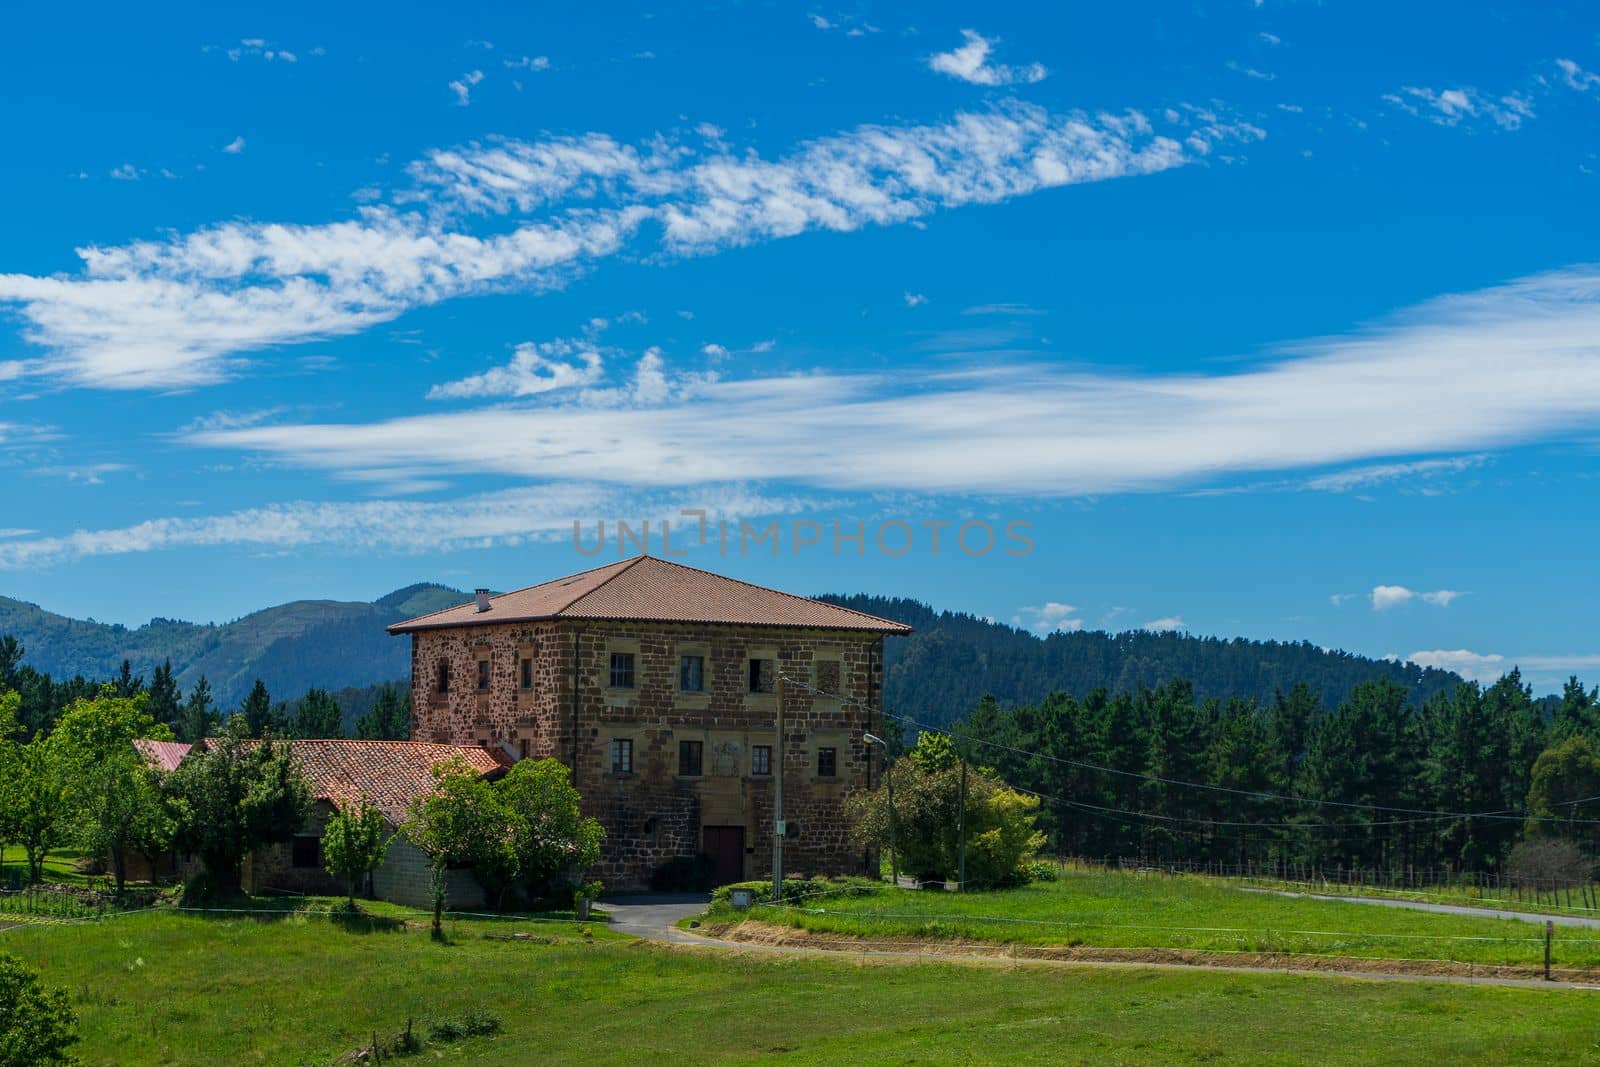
1545,920,1554,981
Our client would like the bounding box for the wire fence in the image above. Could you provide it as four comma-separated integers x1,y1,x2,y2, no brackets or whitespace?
1074,855,1600,913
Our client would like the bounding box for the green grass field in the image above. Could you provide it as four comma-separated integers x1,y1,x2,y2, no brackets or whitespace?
726,867,1600,969
7,907,1600,1065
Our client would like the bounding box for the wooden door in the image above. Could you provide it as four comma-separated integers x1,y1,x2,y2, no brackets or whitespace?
702,825,745,886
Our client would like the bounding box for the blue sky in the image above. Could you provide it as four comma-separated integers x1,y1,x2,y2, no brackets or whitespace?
3,2,1600,691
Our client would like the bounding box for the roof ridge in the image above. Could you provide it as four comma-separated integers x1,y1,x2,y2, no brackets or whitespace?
551,552,648,614
385,556,638,628
616,555,913,631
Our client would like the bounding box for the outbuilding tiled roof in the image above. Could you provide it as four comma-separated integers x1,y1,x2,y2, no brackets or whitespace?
387,555,913,635
133,739,192,773
165,738,507,826
284,740,508,826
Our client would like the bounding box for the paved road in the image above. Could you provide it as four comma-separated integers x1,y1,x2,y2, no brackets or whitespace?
596,892,1600,991
1245,888,1600,929
597,894,712,944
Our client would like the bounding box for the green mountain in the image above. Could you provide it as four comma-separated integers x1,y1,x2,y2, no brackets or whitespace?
0,584,1463,721
0,582,470,709
818,594,1465,726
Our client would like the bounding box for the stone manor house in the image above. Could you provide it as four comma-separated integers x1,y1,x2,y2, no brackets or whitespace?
386,555,912,889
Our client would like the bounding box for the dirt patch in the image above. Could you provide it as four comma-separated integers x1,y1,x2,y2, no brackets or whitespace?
700,919,1600,984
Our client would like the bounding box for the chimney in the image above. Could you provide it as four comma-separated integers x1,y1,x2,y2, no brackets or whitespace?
475,588,491,613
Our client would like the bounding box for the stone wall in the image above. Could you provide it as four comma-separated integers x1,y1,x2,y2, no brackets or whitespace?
409,620,569,759
406,617,885,889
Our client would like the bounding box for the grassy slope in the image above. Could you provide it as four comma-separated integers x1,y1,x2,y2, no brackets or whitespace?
7,909,1600,1066
734,869,1600,967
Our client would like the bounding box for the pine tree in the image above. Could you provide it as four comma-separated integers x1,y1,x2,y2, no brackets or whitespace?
292,688,344,738
356,684,410,741
239,679,277,737
113,659,144,698
147,659,181,732
177,676,218,743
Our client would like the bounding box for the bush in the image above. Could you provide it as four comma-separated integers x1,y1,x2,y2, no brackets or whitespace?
649,854,716,892
0,952,78,1067
1027,860,1060,883
710,877,881,909
1507,838,1592,889
428,1008,501,1042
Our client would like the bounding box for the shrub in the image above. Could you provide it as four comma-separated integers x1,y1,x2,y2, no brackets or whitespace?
0,952,78,1067
1027,860,1060,883
709,876,881,909
1507,838,1591,889
429,1008,501,1042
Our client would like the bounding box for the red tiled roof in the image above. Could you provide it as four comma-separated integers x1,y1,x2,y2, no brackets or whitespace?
133,739,191,773
387,555,913,635
284,740,507,825
178,738,506,826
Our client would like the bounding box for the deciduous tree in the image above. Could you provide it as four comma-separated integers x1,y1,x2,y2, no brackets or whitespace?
52,693,174,890
164,720,311,896
321,799,391,906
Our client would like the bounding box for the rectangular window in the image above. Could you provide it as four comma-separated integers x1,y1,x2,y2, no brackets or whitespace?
518,738,530,760
476,658,491,691
748,658,773,694
678,739,703,777
436,660,450,693
679,655,704,692
291,835,321,869
519,658,533,690
817,747,837,778
609,652,635,689
611,738,634,774
751,745,772,776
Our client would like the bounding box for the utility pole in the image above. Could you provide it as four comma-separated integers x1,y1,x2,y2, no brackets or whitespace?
773,673,785,903
957,752,967,892
864,732,897,887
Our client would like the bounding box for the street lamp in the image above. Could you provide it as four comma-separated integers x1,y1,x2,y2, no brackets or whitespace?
863,733,897,887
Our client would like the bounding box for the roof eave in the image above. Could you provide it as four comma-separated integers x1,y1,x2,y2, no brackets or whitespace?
389,614,910,635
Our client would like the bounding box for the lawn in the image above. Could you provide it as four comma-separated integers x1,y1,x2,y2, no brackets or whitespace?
724,867,1600,969
7,908,1600,1065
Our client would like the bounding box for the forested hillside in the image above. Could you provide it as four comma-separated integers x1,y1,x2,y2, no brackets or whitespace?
0,584,1467,726
954,675,1600,874
0,583,469,708
820,594,1464,725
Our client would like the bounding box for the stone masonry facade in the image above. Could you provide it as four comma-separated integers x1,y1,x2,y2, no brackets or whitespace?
407,619,885,889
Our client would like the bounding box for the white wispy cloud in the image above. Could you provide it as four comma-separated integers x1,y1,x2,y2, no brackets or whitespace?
504,55,550,71
1384,86,1535,130
0,485,812,570
928,30,1048,87
29,462,129,485
1303,454,1488,493
1142,616,1186,631
1371,585,1464,611
1329,593,1356,607
1556,58,1600,92
904,291,927,307
1,101,1231,391
222,136,246,155
449,70,485,106
1406,648,1505,682
205,39,303,63
1408,648,1600,685
1013,601,1082,634
428,338,606,399
189,266,1600,498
